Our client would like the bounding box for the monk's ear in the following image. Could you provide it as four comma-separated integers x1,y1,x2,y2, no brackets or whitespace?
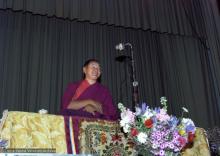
83,67,86,74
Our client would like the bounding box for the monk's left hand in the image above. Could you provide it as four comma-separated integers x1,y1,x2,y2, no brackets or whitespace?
83,105,96,115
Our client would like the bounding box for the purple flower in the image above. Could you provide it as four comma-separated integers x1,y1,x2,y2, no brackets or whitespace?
175,141,181,146
174,147,180,152
173,131,179,137
159,150,165,156
154,107,161,113
151,116,157,123
141,102,147,114
161,131,166,136
168,116,179,127
164,143,169,148
157,125,162,129
156,131,161,136
186,124,196,133
160,143,166,149
152,144,158,149
135,102,149,116
156,109,170,122
169,143,175,149
156,134,162,140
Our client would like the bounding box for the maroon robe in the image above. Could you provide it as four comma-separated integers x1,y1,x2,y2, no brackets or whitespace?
60,81,118,120
60,81,119,153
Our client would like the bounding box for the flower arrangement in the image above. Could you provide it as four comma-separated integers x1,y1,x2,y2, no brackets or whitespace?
118,97,196,156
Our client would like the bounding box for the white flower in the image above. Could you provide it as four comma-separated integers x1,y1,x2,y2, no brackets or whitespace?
122,124,130,133
135,107,142,116
160,97,167,103
120,118,128,127
182,107,189,113
152,143,159,149
38,109,48,114
181,118,195,126
120,109,135,124
143,109,153,119
118,103,125,112
137,132,148,144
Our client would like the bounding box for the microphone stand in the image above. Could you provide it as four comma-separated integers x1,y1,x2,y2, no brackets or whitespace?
116,43,139,111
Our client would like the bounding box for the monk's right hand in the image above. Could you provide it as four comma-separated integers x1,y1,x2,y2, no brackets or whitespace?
83,105,96,115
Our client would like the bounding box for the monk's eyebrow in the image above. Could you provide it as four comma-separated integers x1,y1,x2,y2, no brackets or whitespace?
90,63,101,69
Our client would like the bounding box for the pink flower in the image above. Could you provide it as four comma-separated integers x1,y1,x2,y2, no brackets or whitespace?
178,137,187,147
156,109,170,122
120,109,135,123
120,109,135,129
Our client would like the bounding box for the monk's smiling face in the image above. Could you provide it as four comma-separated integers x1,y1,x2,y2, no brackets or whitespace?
83,61,101,83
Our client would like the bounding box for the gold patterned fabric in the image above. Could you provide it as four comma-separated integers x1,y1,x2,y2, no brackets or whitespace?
0,111,67,153
78,119,210,156
182,128,210,156
78,119,135,155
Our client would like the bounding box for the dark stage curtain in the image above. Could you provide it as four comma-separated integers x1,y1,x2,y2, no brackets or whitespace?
0,0,211,37
0,10,219,128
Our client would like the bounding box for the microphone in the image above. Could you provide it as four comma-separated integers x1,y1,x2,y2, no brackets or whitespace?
115,43,125,51
115,42,132,61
